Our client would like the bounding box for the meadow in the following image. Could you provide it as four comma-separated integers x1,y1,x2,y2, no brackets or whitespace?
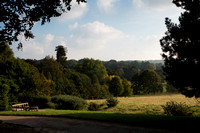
0,94,199,116
88,94,200,114
0,94,200,132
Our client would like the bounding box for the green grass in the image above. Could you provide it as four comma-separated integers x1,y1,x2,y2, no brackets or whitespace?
88,94,200,115
0,109,200,132
0,94,200,132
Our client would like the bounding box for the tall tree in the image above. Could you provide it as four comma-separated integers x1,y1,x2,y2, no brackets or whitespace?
0,0,86,48
132,70,162,95
160,0,200,97
109,76,124,96
122,79,133,96
55,45,67,67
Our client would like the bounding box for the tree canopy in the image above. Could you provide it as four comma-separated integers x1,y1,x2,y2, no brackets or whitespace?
55,45,67,67
160,0,200,98
132,70,162,95
0,0,86,48
76,58,108,84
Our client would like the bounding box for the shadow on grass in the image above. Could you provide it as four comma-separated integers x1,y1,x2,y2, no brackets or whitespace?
57,112,200,132
0,110,199,132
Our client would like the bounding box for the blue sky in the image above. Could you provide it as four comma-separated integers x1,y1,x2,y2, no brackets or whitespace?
12,0,183,61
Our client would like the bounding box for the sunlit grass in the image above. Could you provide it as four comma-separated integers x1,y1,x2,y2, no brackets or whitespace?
0,94,200,132
0,94,199,117
87,94,200,114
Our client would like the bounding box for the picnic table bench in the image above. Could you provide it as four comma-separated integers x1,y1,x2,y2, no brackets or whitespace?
12,103,38,111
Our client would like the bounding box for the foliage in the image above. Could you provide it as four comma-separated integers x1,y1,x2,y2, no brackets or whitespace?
30,95,52,109
51,95,87,110
0,58,37,101
109,76,124,96
0,76,19,110
88,102,101,111
55,45,67,67
165,83,178,93
76,58,107,84
162,101,194,116
122,79,133,96
103,60,163,81
64,68,92,98
0,0,86,47
106,97,119,108
38,56,65,95
0,83,10,111
0,44,55,106
160,0,200,97
0,42,14,61
132,70,163,95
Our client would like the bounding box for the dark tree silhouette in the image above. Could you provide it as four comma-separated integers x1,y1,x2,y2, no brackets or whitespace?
0,0,86,48
55,45,67,67
160,0,200,97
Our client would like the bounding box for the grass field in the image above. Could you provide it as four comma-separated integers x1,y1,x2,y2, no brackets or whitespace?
0,94,200,132
88,94,200,114
0,94,199,115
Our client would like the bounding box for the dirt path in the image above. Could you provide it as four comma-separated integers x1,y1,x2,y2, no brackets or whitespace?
0,116,179,133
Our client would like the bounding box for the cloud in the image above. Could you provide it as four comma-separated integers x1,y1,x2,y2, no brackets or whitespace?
12,22,162,61
132,0,144,8
97,0,118,13
66,21,163,60
43,34,54,43
12,34,67,60
69,22,79,30
57,0,88,22
68,21,127,49
133,0,174,10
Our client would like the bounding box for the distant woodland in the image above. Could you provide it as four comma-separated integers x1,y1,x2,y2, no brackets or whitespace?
0,42,177,110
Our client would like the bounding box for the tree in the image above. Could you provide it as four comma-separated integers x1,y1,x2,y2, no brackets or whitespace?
55,45,67,67
132,70,162,95
122,79,133,96
160,0,200,97
0,83,10,111
76,58,107,84
0,76,18,111
0,42,14,61
109,76,124,96
38,56,65,95
0,0,86,47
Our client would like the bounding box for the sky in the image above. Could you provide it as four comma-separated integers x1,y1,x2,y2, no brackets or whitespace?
11,0,183,61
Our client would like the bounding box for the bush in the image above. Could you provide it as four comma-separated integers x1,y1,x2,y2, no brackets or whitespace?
30,95,52,109
51,95,87,110
162,101,194,116
106,97,119,108
88,102,101,111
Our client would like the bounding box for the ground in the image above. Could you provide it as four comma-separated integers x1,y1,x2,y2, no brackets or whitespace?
0,116,180,133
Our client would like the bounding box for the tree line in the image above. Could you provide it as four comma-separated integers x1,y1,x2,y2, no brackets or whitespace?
0,42,177,110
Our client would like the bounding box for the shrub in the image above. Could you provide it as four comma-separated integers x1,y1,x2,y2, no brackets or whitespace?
106,97,119,108
51,95,87,110
162,101,194,116
88,102,101,111
30,95,52,109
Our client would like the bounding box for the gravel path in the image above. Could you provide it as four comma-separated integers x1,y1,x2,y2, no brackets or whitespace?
0,116,179,133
